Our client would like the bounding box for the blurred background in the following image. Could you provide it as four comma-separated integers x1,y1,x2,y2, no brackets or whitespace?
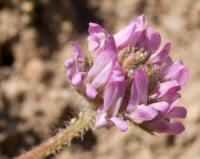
0,0,200,158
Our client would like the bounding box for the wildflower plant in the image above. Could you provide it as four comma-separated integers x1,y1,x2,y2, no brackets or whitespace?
16,15,189,159
65,15,188,134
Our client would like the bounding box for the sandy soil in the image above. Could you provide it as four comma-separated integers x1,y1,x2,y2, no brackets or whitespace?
0,0,200,159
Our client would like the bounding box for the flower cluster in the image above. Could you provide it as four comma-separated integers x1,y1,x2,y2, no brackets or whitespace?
64,15,189,134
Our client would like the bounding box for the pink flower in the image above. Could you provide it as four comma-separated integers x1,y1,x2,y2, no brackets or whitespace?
95,69,128,132
64,15,189,134
85,36,119,99
87,22,109,58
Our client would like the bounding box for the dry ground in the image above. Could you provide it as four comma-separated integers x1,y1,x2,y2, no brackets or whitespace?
0,0,200,159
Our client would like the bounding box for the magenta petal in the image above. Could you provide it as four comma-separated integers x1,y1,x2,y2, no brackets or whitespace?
135,14,145,29
104,36,117,51
150,43,171,65
145,27,161,54
134,69,148,104
127,78,139,113
88,22,104,34
110,117,128,132
127,69,149,112
129,105,158,123
86,83,98,99
87,34,100,52
166,106,187,118
111,69,126,82
157,80,180,98
149,102,169,113
101,73,127,116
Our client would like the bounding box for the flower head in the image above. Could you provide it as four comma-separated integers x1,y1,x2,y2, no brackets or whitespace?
65,15,189,134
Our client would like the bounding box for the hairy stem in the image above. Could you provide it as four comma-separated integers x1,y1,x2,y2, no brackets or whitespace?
15,111,95,159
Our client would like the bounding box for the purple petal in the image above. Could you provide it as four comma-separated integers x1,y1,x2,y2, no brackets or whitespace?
167,122,185,134
166,106,187,118
164,60,189,86
150,43,171,65
64,58,74,68
110,117,128,132
134,69,148,104
145,120,169,133
71,42,85,71
129,105,158,123
149,102,169,113
145,120,185,134
145,27,161,54
86,83,98,99
66,68,74,79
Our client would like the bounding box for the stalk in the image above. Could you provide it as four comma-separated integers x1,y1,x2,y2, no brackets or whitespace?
15,111,95,159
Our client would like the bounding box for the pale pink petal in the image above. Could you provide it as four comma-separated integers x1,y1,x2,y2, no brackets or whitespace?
86,83,98,99
149,102,169,113
91,61,113,88
110,117,128,132
114,15,145,50
95,113,111,128
129,105,158,123
87,37,118,88
71,72,83,86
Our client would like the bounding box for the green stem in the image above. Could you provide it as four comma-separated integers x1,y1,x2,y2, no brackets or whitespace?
15,112,95,159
